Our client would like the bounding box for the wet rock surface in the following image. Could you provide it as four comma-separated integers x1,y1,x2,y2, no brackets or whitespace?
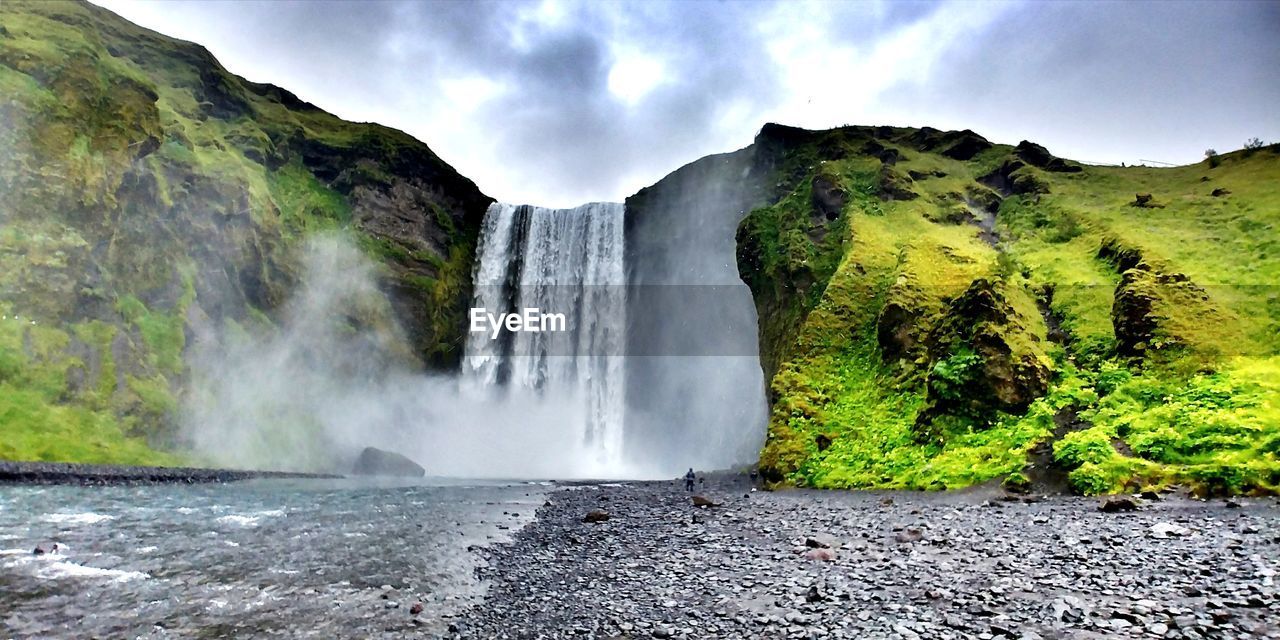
461,478,1280,639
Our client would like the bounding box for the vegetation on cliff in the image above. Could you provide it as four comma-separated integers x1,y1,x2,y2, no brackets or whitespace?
739,124,1280,495
0,1,489,465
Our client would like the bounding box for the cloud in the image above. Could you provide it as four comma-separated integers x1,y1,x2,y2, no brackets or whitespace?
90,0,1278,206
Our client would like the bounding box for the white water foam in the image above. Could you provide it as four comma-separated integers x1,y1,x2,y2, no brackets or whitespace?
216,515,260,527
41,512,114,525
37,561,149,582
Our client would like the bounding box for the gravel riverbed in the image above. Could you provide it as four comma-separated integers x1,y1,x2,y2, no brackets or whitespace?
457,478,1280,639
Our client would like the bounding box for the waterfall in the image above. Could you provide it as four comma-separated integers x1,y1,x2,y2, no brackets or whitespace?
465,203,627,474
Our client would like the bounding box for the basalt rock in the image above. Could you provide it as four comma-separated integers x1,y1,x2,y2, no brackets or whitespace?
582,509,611,523
1131,193,1164,208
1112,268,1202,356
877,165,918,201
862,139,902,165
1013,140,1082,173
912,279,1051,440
811,174,847,221
940,130,993,161
979,159,1050,196
1100,497,1139,513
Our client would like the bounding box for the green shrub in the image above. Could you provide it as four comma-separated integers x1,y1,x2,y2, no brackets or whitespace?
1094,361,1132,396
1067,462,1113,495
928,349,983,403
1054,427,1116,468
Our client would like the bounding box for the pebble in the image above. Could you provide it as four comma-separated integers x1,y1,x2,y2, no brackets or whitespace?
458,478,1280,638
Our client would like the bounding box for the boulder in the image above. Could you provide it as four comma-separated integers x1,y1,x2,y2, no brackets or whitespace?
1099,497,1139,513
351,447,426,477
804,535,834,549
1148,522,1190,539
582,509,611,523
691,495,720,508
940,130,993,160
1131,193,1164,208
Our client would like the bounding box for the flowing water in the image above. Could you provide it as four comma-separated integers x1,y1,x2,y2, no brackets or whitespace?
466,202,627,475
0,479,547,638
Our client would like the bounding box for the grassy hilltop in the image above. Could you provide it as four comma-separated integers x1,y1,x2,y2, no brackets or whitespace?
737,124,1280,495
0,1,489,465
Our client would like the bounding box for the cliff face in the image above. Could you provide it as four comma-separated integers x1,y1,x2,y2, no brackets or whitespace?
0,1,490,464
731,124,1280,495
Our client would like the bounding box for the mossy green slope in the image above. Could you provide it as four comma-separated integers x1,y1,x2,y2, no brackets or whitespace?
737,124,1280,496
0,1,490,465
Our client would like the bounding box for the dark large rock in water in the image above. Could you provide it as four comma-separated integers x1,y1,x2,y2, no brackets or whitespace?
351,447,426,477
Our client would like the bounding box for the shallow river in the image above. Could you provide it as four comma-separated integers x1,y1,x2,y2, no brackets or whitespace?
0,478,548,638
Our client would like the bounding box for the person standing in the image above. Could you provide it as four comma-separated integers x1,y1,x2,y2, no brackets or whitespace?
684,468,696,492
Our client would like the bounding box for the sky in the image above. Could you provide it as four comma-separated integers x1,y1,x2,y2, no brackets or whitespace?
89,0,1279,208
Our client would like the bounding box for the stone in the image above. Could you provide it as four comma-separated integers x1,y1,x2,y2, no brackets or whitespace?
409,602,423,615
895,528,924,543
691,495,719,508
1149,522,1191,539
1100,497,1139,513
583,509,611,523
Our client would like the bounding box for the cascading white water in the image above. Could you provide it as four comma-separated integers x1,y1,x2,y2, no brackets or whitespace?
465,203,627,474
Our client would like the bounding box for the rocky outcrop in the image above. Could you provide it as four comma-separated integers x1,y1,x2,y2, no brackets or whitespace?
1097,238,1224,358
979,159,1050,196
908,279,1052,442
940,130,993,161
1013,140,1082,173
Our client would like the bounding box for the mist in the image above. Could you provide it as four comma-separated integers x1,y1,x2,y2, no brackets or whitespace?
181,234,673,479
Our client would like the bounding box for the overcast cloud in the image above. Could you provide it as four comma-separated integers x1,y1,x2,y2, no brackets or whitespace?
90,0,1279,207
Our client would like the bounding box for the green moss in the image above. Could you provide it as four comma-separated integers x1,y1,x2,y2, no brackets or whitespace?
115,295,185,375
0,383,185,466
743,126,1280,495
268,160,351,237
